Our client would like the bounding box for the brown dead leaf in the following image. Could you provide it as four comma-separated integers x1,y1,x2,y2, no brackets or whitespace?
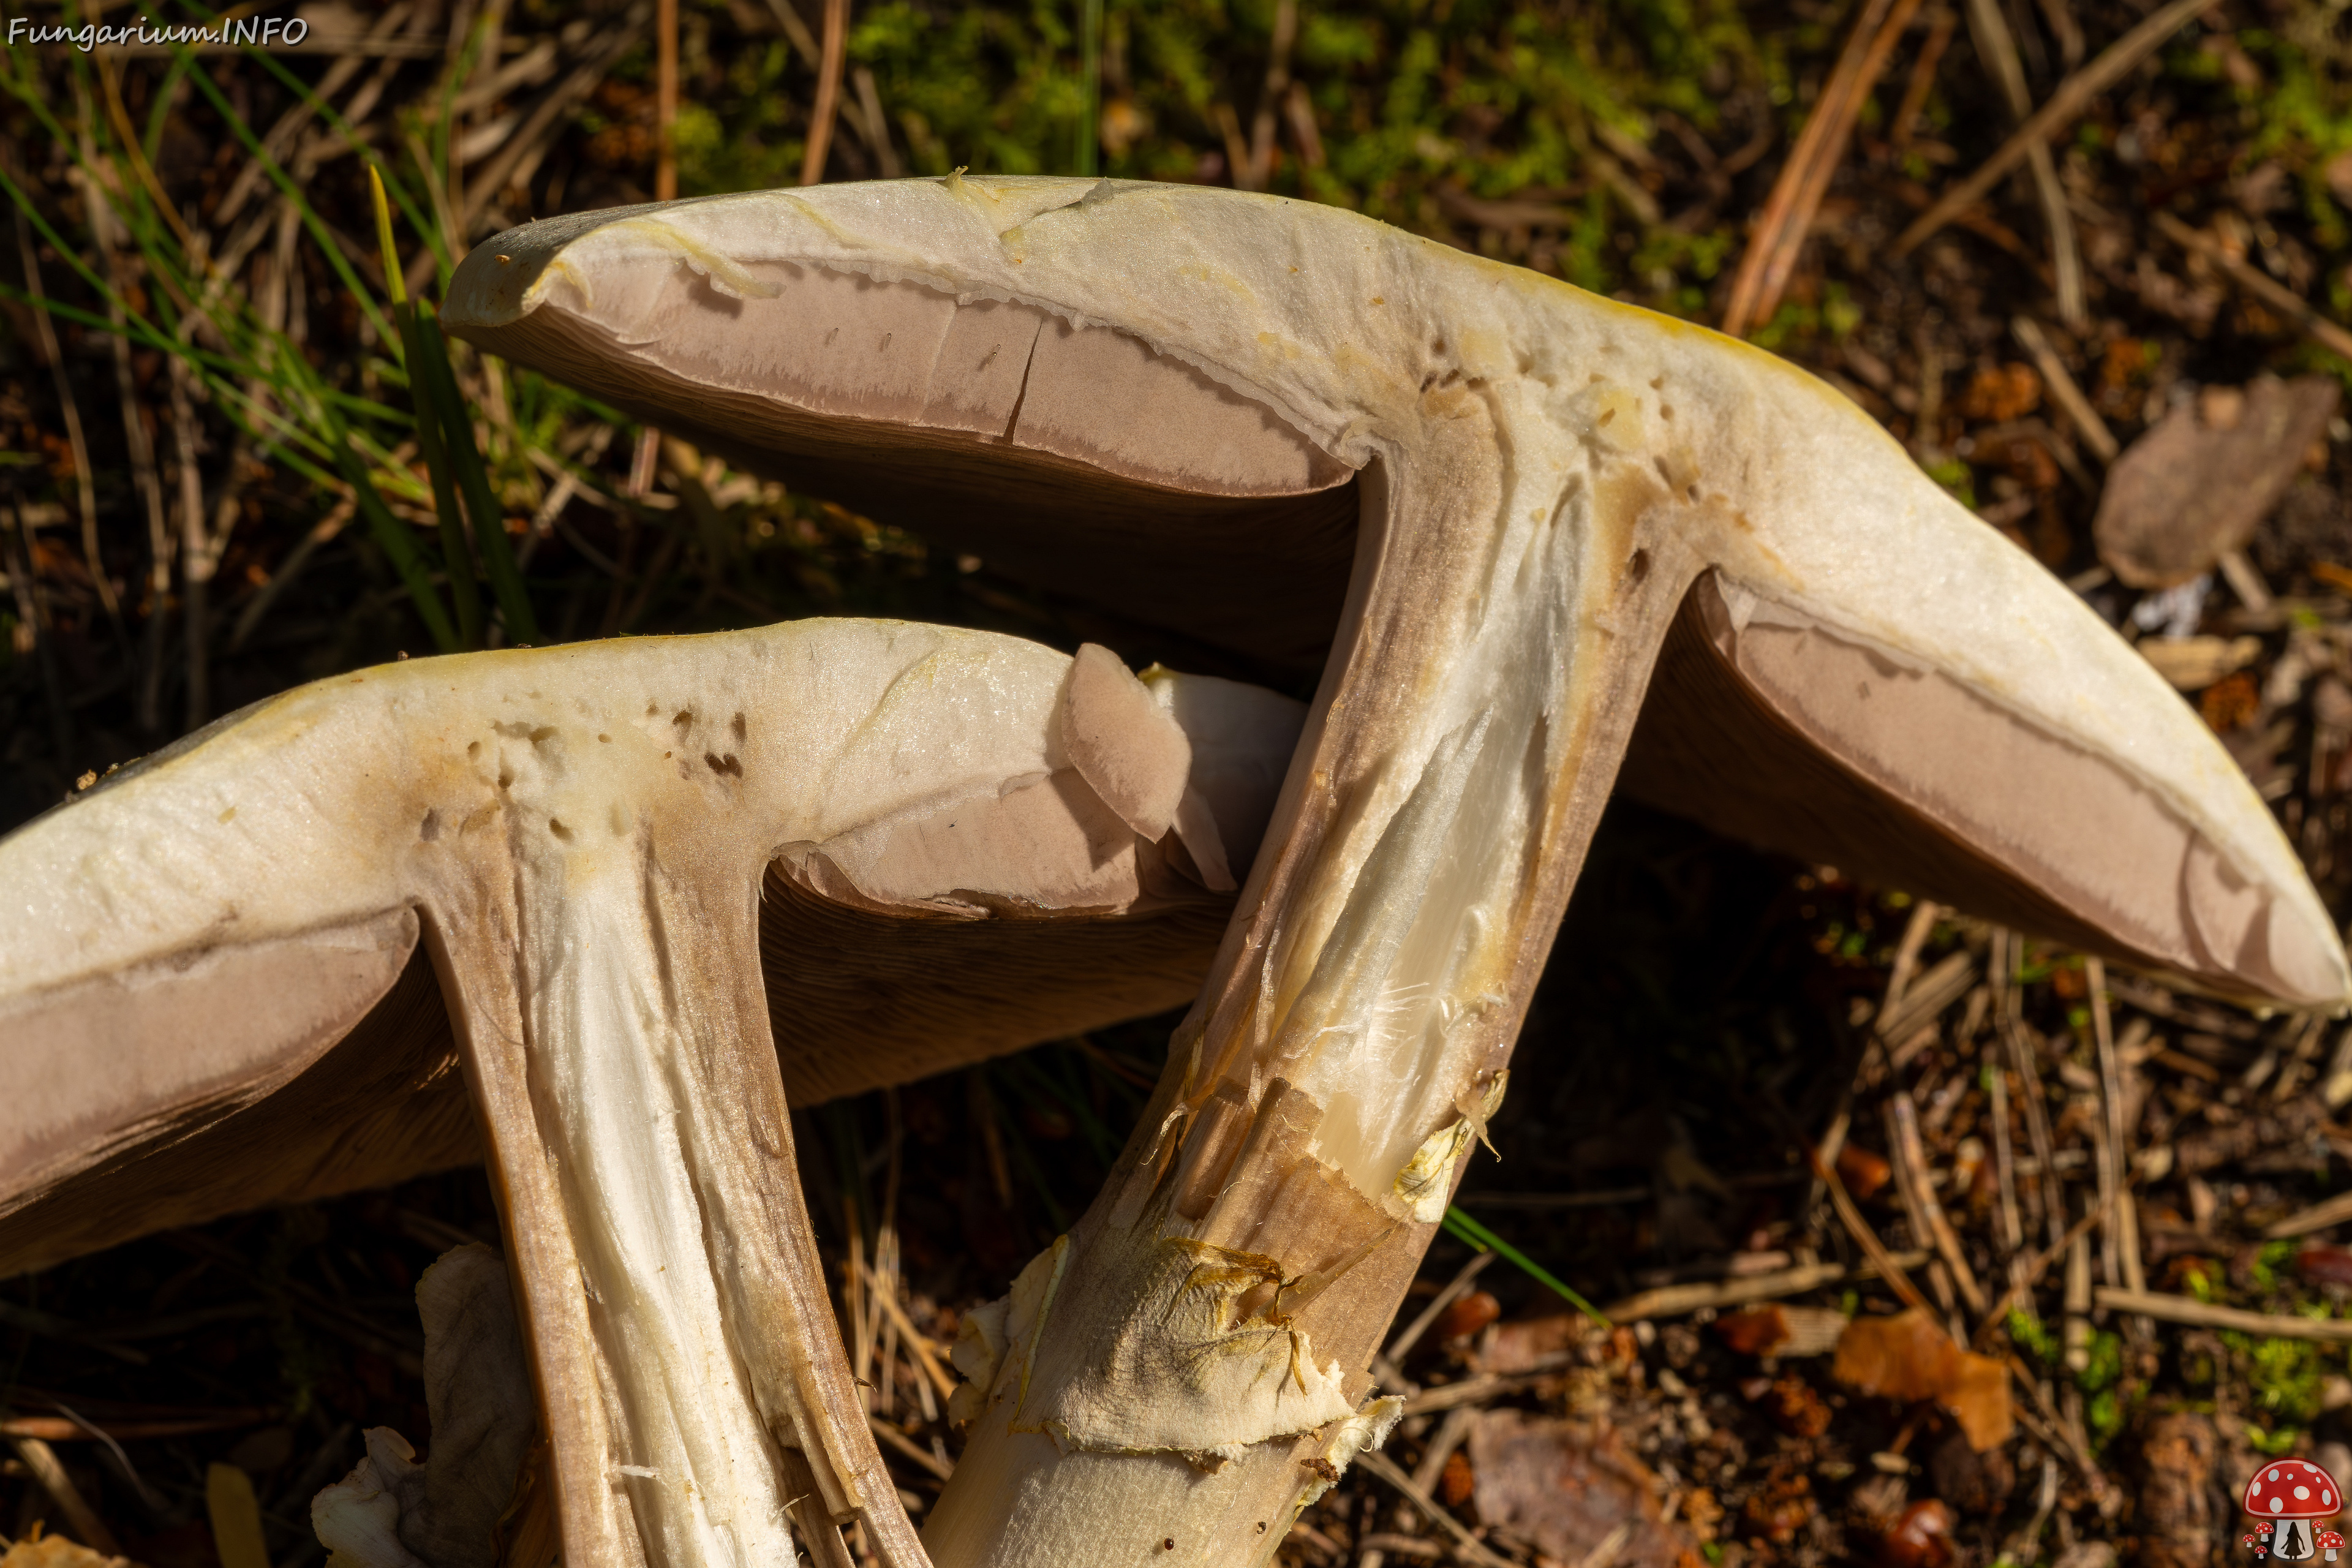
1716,1305,1850,1360
1838,1143,1893,1201
2301,1246,2352,1290
1479,1311,1600,1374
1439,1449,1476,1507
312,1246,539,1568
1468,1411,1702,1568
2094,374,2341,589
1959,364,2042,423
1433,1290,1502,1344
1682,1488,1724,1545
1716,1305,1792,1356
2201,672,2262,733
1831,1308,2013,1451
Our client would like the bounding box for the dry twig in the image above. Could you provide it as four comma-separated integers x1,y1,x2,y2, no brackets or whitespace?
1962,0,2083,326
801,0,851,186
1242,0,1299,191
1385,1251,1498,1368
1970,1182,2122,1348
2152,212,2352,363
2004,1365,2118,1512
1893,0,2229,256
9,195,116,628
1355,1450,1516,1568
2010,316,2117,462
1994,930,2064,1248
2094,1289,2352,1343
1888,6,1955,149
1602,1250,1933,1321
656,0,679,203
1721,0,1926,336
866,1414,952,1482
1888,1095,1988,1316
1806,1138,1934,1314
2266,1186,2352,1240
10,1435,122,1556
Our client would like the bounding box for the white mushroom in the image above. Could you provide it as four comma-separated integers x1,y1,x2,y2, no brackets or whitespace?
436,176,2352,1566
0,622,1301,1567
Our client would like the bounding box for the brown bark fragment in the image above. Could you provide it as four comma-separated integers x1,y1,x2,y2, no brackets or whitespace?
2133,1412,2218,1568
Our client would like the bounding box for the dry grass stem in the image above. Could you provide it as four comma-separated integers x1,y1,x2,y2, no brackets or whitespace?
1355,1452,1517,1568
1893,0,2229,254
2152,211,2352,363
2095,1288,2352,1341
1720,0,1926,336
9,1436,121,1557
801,0,851,186
1888,1095,1988,1315
1602,1250,1934,1321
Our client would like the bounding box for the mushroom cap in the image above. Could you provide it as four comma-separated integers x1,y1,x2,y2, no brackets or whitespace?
2246,1460,2343,1519
445,178,2348,1011
0,622,1300,1272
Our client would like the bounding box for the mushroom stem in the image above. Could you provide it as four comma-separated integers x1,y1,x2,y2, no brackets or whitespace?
432,868,906,1565
928,455,1706,1565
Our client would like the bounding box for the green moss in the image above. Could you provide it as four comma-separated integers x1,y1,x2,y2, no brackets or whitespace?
2088,1386,2126,1450
2224,1329,2334,1427
2248,1420,2307,1458
1822,281,1861,341
652,0,1762,265
1923,458,1976,510
2252,1240,2299,1297
2079,1330,2124,1394
2008,1306,2061,1366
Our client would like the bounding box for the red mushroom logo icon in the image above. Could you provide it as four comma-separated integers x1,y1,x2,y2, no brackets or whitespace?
2245,1460,2344,1561
2320,1529,2344,1562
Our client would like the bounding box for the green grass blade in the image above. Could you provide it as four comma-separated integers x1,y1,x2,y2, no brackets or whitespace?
330,428,461,656
369,165,410,312
370,167,477,647
1443,1206,1611,1327
397,304,483,649
417,311,540,644
141,50,194,167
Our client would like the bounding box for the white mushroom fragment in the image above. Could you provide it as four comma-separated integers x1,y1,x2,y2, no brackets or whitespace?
433,177,2349,1568
0,624,1301,1568
312,1244,537,1568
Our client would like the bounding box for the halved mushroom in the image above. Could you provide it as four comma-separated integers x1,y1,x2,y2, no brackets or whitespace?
0,623,1301,1566
443,176,2348,1568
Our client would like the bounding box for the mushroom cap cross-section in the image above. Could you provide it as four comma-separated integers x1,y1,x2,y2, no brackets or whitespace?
448,179,2349,1016
0,622,1305,1568
442,178,2352,1568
